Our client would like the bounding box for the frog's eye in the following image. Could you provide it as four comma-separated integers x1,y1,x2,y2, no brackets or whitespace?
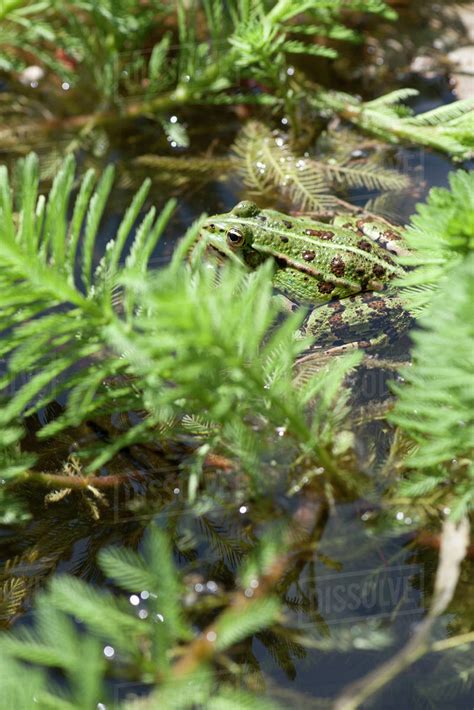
226,228,245,248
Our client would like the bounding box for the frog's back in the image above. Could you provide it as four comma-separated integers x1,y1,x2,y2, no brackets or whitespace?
253,211,401,304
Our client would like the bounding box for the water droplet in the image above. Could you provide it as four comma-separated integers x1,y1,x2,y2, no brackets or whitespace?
250,579,259,589
140,590,150,600
173,487,180,495
404,517,413,525
170,115,178,123
396,511,404,521
239,505,248,514
281,117,289,125
103,645,115,658
287,66,295,76
195,583,204,593
244,588,254,598
138,609,148,619
62,82,70,91
206,580,218,593
129,594,140,606
275,137,284,147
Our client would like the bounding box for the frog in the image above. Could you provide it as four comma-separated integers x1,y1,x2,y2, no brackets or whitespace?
199,200,412,352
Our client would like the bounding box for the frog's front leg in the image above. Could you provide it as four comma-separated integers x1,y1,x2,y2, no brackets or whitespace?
300,292,411,351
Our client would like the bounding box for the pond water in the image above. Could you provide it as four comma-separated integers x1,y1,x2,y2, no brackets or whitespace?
0,29,473,710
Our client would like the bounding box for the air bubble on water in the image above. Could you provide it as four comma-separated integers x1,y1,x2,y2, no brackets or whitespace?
275,137,284,147
296,159,306,169
287,66,295,76
206,631,217,642
170,115,178,123
276,426,286,437
129,594,140,606
195,583,204,593
140,590,150,600
396,511,404,521
244,588,254,598
103,645,115,659
250,579,259,589
173,487,180,495
206,581,218,593
62,82,70,91
281,117,289,125
170,141,177,148
404,517,413,525
138,609,148,619
239,505,248,514
443,507,451,515
31,81,38,88
156,613,164,622
361,512,370,521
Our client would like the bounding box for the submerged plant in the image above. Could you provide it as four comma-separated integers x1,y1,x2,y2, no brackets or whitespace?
232,120,410,211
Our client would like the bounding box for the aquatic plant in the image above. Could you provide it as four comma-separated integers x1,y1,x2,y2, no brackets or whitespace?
0,152,364,521
1,0,472,162
232,120,410,211
388,171,474,520
0,157,472,708
314,90,474,161
0,522,285,709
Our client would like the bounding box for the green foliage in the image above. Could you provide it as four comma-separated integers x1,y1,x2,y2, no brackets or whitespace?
0,523,284,709
389,172,474,518
0,0,394,112
0,153,361,506
397,170,474,315
389,257,474,518
233,120,409,210
315,90,474,160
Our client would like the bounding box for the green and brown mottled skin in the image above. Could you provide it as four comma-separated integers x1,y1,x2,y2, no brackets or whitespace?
200,201,412,350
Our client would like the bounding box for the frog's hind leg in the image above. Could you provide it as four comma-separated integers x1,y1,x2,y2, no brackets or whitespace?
301,292,411,352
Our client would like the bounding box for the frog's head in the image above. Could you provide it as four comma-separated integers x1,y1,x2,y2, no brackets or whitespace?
200,201,266,268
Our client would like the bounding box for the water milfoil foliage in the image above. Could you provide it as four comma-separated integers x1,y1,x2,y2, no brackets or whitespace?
0,153,365,516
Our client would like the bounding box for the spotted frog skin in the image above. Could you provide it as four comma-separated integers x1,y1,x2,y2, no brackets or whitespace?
200,201,411,349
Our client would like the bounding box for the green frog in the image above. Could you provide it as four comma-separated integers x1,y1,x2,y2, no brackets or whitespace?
200,200,412,352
